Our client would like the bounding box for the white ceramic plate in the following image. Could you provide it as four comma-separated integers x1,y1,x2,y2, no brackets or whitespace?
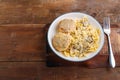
47,12,104,62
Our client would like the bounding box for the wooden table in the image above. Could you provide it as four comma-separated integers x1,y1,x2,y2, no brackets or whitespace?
0,0,120,80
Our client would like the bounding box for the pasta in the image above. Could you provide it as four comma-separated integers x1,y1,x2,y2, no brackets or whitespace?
63,17,100,58
53,16,100,58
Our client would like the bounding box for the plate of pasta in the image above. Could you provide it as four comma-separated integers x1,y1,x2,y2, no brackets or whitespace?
48,12,104,62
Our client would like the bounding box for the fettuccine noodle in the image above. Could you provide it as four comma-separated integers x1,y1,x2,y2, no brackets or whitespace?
63,17,100,58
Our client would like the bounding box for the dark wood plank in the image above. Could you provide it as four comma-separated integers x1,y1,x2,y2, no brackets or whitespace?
0,62,119,80
0,62,44,80
46,24,120,68
0,24,46,61
0,0,119,24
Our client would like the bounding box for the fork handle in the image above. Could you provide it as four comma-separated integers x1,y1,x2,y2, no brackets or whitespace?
107,34,116,68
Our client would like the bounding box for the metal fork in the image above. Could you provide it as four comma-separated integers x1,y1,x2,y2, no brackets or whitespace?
103,17,115,68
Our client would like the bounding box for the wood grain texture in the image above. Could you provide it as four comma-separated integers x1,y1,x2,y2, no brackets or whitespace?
0,0,119,24
0,24,118,62
0,0,119,80
0,24,46,61
0,62,119,80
